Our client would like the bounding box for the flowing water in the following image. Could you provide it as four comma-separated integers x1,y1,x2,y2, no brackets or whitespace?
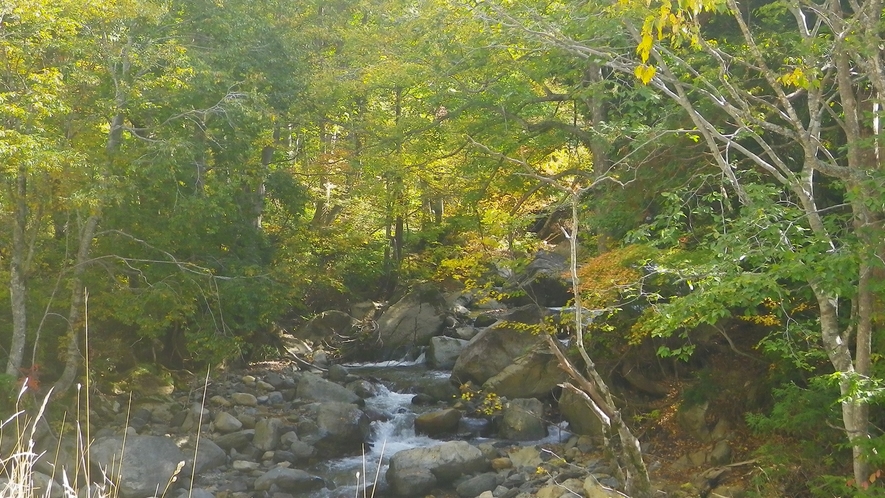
304,359,572,497
306,360,450,497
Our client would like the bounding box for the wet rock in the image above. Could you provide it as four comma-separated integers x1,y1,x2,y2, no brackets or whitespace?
415,408,462,437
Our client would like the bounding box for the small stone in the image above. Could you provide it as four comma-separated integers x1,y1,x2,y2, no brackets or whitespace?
214,412,243,434
256,380,275,391
210,395,232,407
231,393,258,407
232,460,260,471
242,375,257,386
491,457,512,470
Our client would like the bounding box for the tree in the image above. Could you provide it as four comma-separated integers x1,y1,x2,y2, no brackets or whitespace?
473,0,885,487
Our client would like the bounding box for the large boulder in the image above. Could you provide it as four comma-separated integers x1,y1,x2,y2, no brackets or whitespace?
296,372,361,404
89,435,186,498
298,402,370,458
559,388,605,439
386,441,489,496
504,251,572,307
482,344,566,399
427,336,468,369
451,305,549,385
376,284,448,359
296,310,356,343
499,398,547,441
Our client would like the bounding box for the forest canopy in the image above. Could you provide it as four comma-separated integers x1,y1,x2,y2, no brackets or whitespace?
2,0,885,493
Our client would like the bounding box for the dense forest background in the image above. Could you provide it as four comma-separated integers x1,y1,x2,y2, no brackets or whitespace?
3,0,885,495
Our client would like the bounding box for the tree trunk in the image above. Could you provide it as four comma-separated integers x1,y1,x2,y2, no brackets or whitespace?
52,214,100,398
6,169,28,376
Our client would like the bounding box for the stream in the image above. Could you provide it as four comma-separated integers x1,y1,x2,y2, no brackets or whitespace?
304,359,572,498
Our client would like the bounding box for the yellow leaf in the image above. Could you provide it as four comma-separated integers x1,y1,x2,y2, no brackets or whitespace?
634,64,657,84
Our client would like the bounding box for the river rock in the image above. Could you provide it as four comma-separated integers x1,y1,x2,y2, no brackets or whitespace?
482,344,566,399
214,430,254,451
386,441,489,496
178,436,227,475
296,372,361,404
253,467,325,492
254,417,283,451
89,435,186,498
214,411,242,433
299,402,370,458
455,472,498,497
427,336,468,369
376,283,448,359
499,398,547,441
559,388,605,438
230,392,258,407
415,408,462,437
452,305,549,385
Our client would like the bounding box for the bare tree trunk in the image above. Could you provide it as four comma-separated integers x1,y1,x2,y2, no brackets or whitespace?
548,196,652,498
52,214,100,398
6,168,28,376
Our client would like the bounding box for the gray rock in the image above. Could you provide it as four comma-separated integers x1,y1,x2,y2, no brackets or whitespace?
455,472,498,498
299,402,369,458
710,439,733,465
427,336,468,369
28,471,64,498
179,436,227,474
254,418,283,451
178,489,214,498
253,467,325,492
327,364,349,382
265,372,296,390
414,409,462,437
230,392,258,407
386,441,489,496
499,398,547,441
214,411,243,433
678,401,711,441
214,430,254,451
482,345,566,399
296,372,360,404
452,305,549,385
559,388,605,438
289,440,316,461
346,379,379,398
376,284,449,359
89,435,186,498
